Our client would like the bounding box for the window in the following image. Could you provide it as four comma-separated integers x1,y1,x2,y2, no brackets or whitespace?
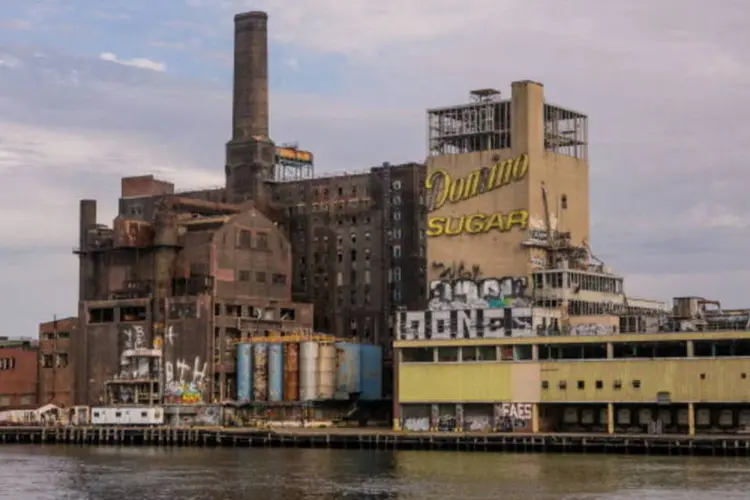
477,346,496,361
561,194,568,209
256,272,266,283
392,180,402,190
239,270,251,281
257,233,268,249
272,273,287,285
595,380,603,389
613,380,622,389
89,307,114,323
632,380,641,389
541,381,549,389
558,381,567,390
392,195,402,205
393,228,402,239
437,347,459,362
141,411,148,418
364,270,371,285
350,232,357,243
461,347,476,362
392,245,402,258
121,306,147,322
42,355,53,368
0,396,10,407
402,348,433,363
115,412,122,418
393,211,401,221
56,353,68,368
393,267,402,282
577,380,585,390
238,229,252,248
392,288,401,301
128,204,143,216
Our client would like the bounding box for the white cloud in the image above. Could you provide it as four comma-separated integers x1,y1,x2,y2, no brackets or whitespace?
2,0,750,335
100,52,166,72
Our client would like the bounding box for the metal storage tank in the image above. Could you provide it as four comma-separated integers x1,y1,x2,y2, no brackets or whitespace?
334,342,361,400
236,343,252,402
268,343,283,402
299,341,319,401
359,344,383,401
283,342,300,401
252,343,268,401
316,343,336,400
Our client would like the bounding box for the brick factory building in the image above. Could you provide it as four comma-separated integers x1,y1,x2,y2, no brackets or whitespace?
38,316,77,408
72,11,425,406
0,337,39,409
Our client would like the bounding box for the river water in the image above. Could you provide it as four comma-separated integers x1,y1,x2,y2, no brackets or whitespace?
1,445,749,499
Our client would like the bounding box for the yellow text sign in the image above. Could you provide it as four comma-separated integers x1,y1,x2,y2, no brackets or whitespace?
425,154,529,212
426,210,529,237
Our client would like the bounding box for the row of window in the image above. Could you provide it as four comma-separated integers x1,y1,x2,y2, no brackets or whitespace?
41,353,68,368
542,373,749,392
401,341,750,363
0,395,35,407
40,331,71,341
237,270,287,285
0,357,16,370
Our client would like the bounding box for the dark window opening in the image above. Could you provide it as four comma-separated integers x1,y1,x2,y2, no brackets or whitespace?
577,380,585,389
561,194,568,209
437,347,459,362
613,380,622,390
56,353,68,368
120,306,147,322
89,308,114,323
41,354,54,368
256,233,268,250
402,348,433,363
558,380,567,390
238,229,252,249
280,308,296,321
632,380,641,389
272,273,287,285
238,270,251,281
541,380,549,389
595,380,603,389
256,272,266,283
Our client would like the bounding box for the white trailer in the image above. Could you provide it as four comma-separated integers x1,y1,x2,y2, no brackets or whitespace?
90,407,164,426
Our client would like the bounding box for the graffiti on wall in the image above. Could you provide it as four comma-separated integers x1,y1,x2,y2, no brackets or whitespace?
164,356,207,404
397,308,535,340
425,154,529,212
569,323,613,336
118,325,150,380
494,403,532,432
429,276,529,310
431,261,483,281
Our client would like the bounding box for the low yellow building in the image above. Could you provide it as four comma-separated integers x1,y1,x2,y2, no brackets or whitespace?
394,329,750,435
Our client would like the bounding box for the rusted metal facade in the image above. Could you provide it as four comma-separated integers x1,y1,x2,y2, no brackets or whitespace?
38,316,77,408
0,338,38,409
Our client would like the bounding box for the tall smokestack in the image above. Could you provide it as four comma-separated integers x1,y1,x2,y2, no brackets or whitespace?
232,11,269,140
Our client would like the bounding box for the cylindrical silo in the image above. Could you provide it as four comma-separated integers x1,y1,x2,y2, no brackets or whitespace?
268,343,283,402
316,343,336,400
252,343,268,401
236,343,252,402
299,341,319,401
334,342,361,400
283,342,300,401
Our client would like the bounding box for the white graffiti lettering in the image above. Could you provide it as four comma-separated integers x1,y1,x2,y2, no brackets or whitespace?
165,325,177,345
569,323,612,336
499,403,532,421
429,276,529,310
397,308,536,340
121,325,146,351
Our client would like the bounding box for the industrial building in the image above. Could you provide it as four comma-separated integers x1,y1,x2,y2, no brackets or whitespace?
391,81,750,435
0,337,39,409
70,10,410,410
38,316,77,408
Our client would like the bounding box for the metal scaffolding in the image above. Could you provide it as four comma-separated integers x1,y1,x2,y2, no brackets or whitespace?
427,89,511,156
544,104,588,159
273,143,315,182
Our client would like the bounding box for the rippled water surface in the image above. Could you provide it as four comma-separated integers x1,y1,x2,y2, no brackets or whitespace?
2,445,750,499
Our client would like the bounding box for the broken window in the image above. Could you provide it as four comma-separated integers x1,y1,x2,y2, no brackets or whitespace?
42,354,53,368
120,306,146,322
56,353,68,368
280,308,296,321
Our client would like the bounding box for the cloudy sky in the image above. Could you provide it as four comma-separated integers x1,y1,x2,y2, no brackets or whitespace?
0,0,748,335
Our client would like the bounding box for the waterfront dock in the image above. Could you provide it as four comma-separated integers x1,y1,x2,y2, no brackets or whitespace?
3,426,750,456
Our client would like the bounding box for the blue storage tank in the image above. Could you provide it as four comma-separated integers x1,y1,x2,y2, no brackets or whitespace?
268,343,283,402
236,343,252,402
359,344,383,401
334,342,361,400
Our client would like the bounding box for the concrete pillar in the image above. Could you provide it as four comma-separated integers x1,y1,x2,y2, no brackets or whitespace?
606,343,614,359
532,403,540,433
688,403,695,436
510,80,545,156
607,403,614,434
532,344,539,361
687,340,694,357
